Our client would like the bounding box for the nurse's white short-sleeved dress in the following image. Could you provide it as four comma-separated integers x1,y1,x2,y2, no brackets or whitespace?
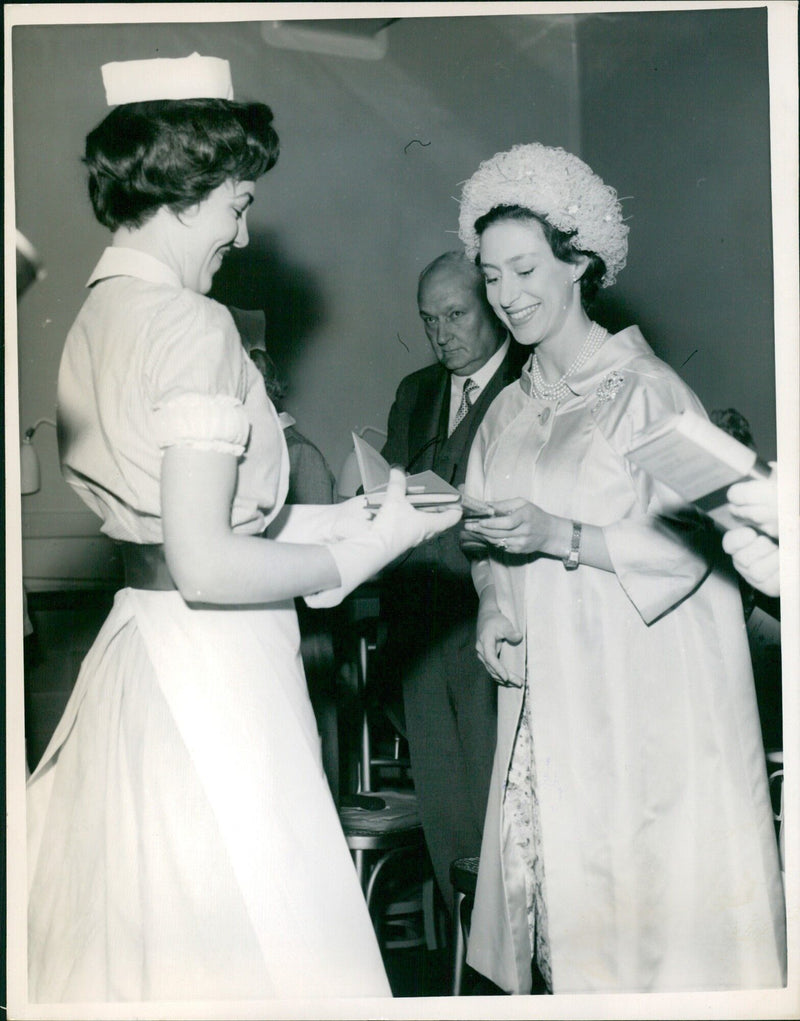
26,247,391,1003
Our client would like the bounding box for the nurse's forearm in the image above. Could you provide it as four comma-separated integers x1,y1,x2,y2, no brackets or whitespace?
170,532,342,605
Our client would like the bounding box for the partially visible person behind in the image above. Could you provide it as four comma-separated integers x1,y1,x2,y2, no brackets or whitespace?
457,142,786,995
710,410,781,766
724,471,780,597
710,406,756,449
708,407,780,599
282,412,337,504
233,313,340,793
26,53,459,1004
232,312,336,505
378,252,527,928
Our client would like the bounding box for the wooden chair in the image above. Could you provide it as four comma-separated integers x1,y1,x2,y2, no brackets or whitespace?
767,748,785,885
337,609,440,952
449,855,480,995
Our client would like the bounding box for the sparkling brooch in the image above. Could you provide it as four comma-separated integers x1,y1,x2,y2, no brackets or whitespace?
592,371,626,412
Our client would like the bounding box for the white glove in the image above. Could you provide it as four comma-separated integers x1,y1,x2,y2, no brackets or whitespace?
722,526,780,597
268,495,372,545
305,469,462,608
327,494,379,540
726,466,779,539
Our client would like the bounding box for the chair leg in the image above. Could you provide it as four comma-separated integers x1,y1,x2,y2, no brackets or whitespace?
353,848,366,890
422,875,438,951
365,846,411,910
451,890,467,996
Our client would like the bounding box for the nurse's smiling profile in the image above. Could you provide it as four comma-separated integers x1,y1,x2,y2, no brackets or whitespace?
110,179,255,295
457,143,787,996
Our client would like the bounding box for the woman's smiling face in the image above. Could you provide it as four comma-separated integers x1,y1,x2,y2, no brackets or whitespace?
178,179,255,294
478,217,582,347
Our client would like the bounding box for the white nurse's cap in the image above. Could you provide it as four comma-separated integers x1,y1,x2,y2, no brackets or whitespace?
101,52,234,106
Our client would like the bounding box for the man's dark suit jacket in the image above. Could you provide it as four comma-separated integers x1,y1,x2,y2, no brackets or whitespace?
376,339,528,912
380,340,529,605
374,340,528,913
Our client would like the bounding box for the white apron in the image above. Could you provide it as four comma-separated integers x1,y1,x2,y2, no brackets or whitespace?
27,587,391,1001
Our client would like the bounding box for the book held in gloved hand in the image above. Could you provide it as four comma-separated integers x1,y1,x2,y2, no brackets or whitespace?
624,410,772,531
352,433,497,516
352,432,462,508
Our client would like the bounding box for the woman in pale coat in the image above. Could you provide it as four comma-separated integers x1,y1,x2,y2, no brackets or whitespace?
458,143,786,995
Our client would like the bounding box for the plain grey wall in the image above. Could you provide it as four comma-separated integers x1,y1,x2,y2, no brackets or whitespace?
13,13,580,554
579,7,775,454
12,9,775,579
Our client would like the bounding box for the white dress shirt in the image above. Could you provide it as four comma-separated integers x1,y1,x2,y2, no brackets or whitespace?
447,336,510,435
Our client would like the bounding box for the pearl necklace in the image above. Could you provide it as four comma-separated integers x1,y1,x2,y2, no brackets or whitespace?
530,321,608,401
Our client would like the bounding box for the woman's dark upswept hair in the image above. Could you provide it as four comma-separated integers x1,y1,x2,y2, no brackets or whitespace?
474,204,606,309
84,99,280,230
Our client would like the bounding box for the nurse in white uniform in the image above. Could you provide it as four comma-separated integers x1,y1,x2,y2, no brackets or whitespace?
26,53,460,1004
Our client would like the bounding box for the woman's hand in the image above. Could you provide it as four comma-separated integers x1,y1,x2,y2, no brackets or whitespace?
306,470,462,608
459,527,492,556
476,593,523,687
328,494,375,540
268,495,373,545
372,469,462,549
463,498,557,556
726,468,778,538
722,526,780,597
723,465,780,596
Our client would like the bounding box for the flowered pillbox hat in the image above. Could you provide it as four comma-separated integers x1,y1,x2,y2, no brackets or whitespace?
458,143,628,287
101,52,233,106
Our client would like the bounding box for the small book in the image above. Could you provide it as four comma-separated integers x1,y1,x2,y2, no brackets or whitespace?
624,410,772,530
352,433,462,507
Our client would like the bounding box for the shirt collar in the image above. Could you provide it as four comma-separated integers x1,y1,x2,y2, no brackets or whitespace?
453,335,510,394
86,246,182,290
519,326,653,398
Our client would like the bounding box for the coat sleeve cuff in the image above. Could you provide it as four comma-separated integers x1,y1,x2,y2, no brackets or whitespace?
605,514,713,624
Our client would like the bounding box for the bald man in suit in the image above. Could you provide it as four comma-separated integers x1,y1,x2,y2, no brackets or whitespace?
378,252,527,919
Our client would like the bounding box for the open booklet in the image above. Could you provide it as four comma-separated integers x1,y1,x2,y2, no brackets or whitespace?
352,433,462,508
624,410,772,530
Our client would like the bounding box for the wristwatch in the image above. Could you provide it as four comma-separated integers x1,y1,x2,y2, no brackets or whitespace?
563,521,582,571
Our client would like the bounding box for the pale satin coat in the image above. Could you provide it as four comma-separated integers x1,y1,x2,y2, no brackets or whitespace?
465,326,786,994
27,248,391,1002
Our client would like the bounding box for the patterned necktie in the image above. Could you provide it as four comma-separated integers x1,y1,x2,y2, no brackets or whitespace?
451,377,479,434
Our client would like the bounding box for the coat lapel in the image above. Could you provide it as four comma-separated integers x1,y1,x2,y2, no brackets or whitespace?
406,368,449,473
437,347,521,486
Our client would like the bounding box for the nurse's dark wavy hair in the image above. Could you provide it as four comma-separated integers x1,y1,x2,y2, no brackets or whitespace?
474,204,606,309
84,99,279,231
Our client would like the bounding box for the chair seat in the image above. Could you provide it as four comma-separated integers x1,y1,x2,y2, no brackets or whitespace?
333,612,442,956
449,855,480,897
339,789,435,952
339,790,421,848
